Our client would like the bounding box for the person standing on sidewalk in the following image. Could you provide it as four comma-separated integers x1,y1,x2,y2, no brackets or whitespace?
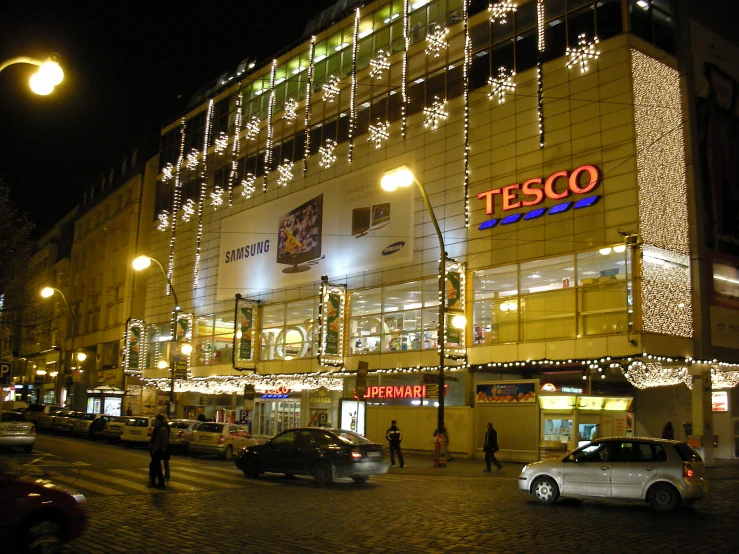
483,422,502,472
434,425,454,462
162,414,171,482
385,420,405,468
148,413,169,489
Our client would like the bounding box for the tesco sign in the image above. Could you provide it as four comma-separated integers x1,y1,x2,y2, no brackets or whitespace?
477,165,600,215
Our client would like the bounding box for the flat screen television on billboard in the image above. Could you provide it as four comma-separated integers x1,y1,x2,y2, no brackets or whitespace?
276,194,323,273
351,202,391,237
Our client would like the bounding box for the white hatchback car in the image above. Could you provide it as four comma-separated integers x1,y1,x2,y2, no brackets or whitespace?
0,411,36,453
518,437,707,512
189,422,255,460
121,416,156,446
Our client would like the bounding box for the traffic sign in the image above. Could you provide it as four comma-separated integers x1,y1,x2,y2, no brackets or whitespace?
1,361,12,385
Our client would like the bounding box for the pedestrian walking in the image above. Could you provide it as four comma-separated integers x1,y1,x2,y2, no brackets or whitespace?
433,425,454,462
385,420,405,468
662,421,674,440
148,413,169,489
162,414,171,482
483,422,502,472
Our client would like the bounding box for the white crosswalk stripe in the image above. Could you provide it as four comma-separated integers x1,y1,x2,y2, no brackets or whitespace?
46,470,124,496
108,469,206,492
173,465,278,487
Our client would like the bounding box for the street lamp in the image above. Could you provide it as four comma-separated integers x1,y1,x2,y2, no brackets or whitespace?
133,255,187,416
0,55,64,95
381,166,466,436
40,286,76,405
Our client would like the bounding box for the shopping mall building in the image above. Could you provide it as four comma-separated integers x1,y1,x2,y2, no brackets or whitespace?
119,0,739,463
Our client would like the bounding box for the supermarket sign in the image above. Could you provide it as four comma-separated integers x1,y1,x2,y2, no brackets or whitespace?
476,165,601,230
357,385,427,399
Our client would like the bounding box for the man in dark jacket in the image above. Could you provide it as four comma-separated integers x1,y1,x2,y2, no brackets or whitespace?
483,422,502,472
148,414,169,489
385,420,405,468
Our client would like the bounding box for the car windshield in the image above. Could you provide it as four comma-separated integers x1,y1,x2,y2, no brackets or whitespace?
170,421,193,429
674,443,703,462
198,423,223,433
1,412,29,422
126,418,150,427
331,430,372,445
81,414,96,420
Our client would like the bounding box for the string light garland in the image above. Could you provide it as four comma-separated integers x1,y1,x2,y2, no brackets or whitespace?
241,173,257,199
489,1,517,24
193,99,214,290
244,116,260,142
167,118,186,297
425,24,449,58
348,7,359,165
227,92,243,206
318,139,337,168
161,163,174,182
282,98,298,125
488,66,516,103
401,0,409,138
623,361,692,389
265,59,277,192
369,119,390,149
463,0,470,229
537,0,545,148
369,50,390,79
304,36,316,177
711,367,739,389
423,96,448,130
640,246,692,337
182,198,196,222
323,75,340,103
566,34,600,73
157,210,170,232
277,159,294,187
214,131,228,154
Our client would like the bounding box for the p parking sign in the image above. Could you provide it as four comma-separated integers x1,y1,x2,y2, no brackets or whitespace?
0,361,11,385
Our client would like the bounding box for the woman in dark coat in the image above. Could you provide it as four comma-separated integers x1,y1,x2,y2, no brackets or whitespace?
148,414,169,489
483,422,503,472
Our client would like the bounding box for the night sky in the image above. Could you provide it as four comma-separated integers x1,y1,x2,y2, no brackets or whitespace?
0,0,337,237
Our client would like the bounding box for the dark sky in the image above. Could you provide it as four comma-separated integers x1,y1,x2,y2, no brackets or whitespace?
0,0,337,237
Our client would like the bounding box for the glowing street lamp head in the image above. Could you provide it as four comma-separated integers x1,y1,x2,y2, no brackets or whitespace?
451,314,466,330
29,59,64,95
40,287,55,298
157,360,169,369
180,343,193,355
132,255,153,271
381,166,415,192
76,352,87,362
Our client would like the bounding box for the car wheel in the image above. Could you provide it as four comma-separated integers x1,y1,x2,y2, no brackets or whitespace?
648,483,680,512
352,476,369,485
532,476,559,505
241,455,259,479
23,518,64,554
222,445,234,461
23,445,33,453
311,461,333,485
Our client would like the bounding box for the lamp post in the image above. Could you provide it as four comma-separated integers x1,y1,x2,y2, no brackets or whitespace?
381,167,465,436
132,255,189,417
40,286,75,406
0,55,64,95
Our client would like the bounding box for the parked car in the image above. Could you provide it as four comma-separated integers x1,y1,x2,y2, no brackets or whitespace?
518,437,707,512
71,413,99,437
38,409,74,432
0,411,36,453
0,461,86,553
235,428,390,485
98,416,129,442
189,422,255,460
50,411,80,434
23,404,64,427
168,419,201,452
85,415,114,440
121,416,156,447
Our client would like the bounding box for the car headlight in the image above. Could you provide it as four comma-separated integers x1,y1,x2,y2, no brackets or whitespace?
72,493,86,504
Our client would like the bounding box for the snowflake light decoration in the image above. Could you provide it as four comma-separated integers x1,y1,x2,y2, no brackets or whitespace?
323,76,340,103
185,149,199,170
369,119,390,149
318,139,337,168
489,1,517,24
711,367,739,389
245,116,260,141
182,199,196,222
566,34,600,73
488,67,516,103
423,96,448,130
277,159,294,187
369,50,390,79
210,186,224,209
425,24,449,58
161,163,174,182
214,132,228,154
157,210,170,232
283,99,298,124
241,174,257,198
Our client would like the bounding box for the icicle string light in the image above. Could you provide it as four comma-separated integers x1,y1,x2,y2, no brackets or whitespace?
348,7,359,165
228,92,243,206
265,59,277,192
463,0,470,228
193,99,213,290
401,0,409,138
304,36,315,177
537,0,545,148
167,118,186,297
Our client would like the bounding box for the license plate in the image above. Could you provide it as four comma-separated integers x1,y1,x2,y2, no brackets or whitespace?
130,430,141,435
199,436,212,441
366,451,381,458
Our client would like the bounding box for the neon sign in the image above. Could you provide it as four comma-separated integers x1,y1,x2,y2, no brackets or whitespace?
356,385,428,399
477,165,601,230
262,386,291,398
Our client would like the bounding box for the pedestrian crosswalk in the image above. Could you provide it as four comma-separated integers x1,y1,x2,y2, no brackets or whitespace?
44,462,278,497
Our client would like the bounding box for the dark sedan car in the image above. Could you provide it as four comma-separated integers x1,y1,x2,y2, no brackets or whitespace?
235,427,389,485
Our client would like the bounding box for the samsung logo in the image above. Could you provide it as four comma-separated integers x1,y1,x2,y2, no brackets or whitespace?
225,240,270,263
382,241,405,256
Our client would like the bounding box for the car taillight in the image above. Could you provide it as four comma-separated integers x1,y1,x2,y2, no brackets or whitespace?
351,449,363,459
30,425,36,435
683,462,694,479
177,431,184,439
218,436,225,444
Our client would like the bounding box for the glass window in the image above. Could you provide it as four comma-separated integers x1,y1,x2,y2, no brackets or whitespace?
520,255,575,293
472,265,518,345
194,316,215,366
260,299,318,361
712,259,739,305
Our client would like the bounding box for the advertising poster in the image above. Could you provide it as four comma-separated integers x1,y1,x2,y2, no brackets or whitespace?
239,307,253,359
234,298,258,370
175,316,190,341
446,271,462,310
325,293,341,356
123,319,144,371
319,282,346,366
217,167,414,299
476,382,537,404
128,326,141,368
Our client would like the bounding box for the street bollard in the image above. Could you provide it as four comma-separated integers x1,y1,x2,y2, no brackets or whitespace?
434,431,447,468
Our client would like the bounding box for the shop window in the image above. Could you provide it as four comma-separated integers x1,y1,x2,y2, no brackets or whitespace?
194,316,215,366
544,418,572,444
259,299,318,361
712,259,739,306
253,400,301,437
520,255,575,294
472,265,519,345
